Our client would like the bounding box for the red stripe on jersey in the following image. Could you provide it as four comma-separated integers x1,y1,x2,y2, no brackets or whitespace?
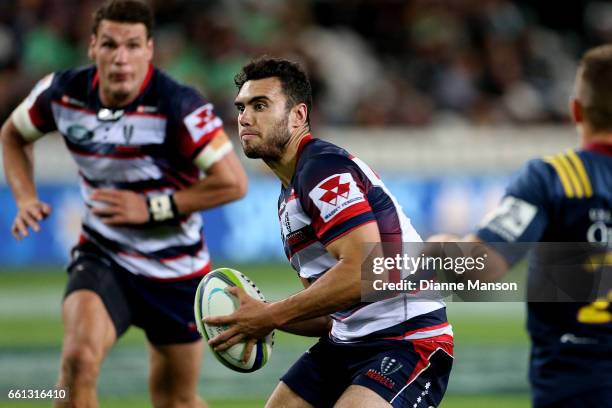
383,322,451,341
323,219,377,247
139,64,154,93
296,134,313,161
585,142,612,156
67,145,147,160
146,262,212,282
28,104,47,129
179,125,222,160
53,98,96,114
288,237,317,258
92,71,99,90
196,126,222,149
313,200,373,238
406,334,454,385
126,110,167,119
118,242,204,263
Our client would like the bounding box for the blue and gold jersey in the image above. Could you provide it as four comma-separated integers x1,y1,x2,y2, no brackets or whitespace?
477,143,612,407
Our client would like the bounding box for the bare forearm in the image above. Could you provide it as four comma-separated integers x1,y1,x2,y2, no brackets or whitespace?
173,152,247,214
268,260,362,328
174,178,243,213
1,120,37,205
280,316,332,337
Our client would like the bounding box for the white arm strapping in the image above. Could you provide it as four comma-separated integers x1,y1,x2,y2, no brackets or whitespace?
11,100,44,142
194,140,234,171
11,73,54,142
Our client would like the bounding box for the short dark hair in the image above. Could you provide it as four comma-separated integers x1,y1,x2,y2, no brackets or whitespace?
235,57,313,125
578,44,612,131
92,0,154,38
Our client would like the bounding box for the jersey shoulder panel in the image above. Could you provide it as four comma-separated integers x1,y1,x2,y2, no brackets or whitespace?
154,70,223,159
576,149,609,199
505,158,555,204
540,150,595,200
476,157,553,246
54,66,96,95
293,140,375,243
12,66,94,137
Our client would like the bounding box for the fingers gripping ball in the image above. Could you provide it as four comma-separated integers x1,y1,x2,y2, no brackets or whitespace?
194,268,274,372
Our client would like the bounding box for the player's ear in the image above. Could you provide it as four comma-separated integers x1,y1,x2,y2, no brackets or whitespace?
290,103,308,129
570,98,583,124
88,34,97,61
146,37,154,62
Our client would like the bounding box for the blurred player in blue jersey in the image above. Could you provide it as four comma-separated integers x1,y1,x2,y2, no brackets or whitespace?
0,1,247,407
431,45,612,408
205,58,454,408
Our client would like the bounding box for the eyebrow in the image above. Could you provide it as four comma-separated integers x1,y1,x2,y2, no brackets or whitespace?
99,35,143,43
234,95,271,106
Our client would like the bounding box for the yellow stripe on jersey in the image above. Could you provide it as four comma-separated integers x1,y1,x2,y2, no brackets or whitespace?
544,155,575,198
566,149,593,198
557,153,584,198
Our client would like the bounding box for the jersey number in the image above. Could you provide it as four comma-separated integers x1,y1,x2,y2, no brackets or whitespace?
577,289,612,324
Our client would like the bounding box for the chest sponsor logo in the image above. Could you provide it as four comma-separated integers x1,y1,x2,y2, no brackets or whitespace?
66,124,94,143
309,173,365,222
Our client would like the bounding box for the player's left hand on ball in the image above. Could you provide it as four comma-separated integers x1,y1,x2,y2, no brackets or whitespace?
205,286,275,354
91,188,149,225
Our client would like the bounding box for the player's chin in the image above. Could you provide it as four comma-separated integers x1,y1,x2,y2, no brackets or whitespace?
109,84,133,100
242,144,262,159
243,150,261,159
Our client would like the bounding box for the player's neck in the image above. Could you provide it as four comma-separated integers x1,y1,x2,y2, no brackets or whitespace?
266,128,311,187
581,130,612,147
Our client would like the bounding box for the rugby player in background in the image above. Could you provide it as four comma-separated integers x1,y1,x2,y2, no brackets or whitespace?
1,1,246,407
430,45,612,408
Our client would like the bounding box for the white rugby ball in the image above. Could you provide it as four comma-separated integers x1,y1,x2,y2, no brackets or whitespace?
194,267,274,373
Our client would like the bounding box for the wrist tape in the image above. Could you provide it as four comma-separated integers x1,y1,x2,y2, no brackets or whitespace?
147,194,179,222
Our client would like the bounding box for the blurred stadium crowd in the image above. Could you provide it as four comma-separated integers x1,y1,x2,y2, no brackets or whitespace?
1,0,612,128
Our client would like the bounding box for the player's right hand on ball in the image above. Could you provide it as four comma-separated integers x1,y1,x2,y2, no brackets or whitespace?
11,200,52,240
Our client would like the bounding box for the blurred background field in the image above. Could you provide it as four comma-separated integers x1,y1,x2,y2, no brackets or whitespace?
0,266,530,407
1,0,603,406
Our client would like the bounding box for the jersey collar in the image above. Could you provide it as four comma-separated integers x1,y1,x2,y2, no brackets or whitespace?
285,134,314,188
585,142,612,156
296,133,313,162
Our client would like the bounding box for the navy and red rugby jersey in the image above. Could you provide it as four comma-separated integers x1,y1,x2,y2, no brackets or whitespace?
278,136,453,343
13,66,226,280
